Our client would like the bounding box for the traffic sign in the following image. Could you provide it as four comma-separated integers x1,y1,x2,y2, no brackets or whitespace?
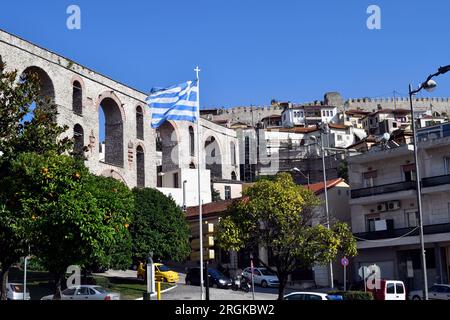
341,257,349,267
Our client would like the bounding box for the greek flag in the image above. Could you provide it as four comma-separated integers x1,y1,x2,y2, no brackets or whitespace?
147,80,199,129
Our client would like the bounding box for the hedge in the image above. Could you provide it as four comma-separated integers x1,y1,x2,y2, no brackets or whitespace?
327,291,374,300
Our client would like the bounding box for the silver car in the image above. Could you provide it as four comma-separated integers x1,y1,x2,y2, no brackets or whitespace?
41,285,120,300
409,284,450,300
7,283,31,300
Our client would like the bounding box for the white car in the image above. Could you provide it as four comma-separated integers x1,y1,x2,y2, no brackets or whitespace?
6,283,31,300
242,267,279,288
41,285,120,300
283,292,341,300
409,284,450,300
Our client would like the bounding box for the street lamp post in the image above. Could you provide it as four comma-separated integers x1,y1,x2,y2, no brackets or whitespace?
408,64,450,301
311,125,334,289
292,167,310,190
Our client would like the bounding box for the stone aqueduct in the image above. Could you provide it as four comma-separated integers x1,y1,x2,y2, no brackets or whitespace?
0,29,239,189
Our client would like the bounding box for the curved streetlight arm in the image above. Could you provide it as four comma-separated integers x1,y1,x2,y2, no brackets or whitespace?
411,65,450,95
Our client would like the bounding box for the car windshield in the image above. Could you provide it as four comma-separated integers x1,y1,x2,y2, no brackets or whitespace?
260,269,275,276
158,265,170,272
93,286,107,294
209,269,225,278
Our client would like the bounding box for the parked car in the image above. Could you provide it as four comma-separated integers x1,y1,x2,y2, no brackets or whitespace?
41,285,120,300
242,267,279,288
369,280,406,300
137,263,179,283
283,292,342,300
185,267,232,289
6,283,30,300
409,284,450,300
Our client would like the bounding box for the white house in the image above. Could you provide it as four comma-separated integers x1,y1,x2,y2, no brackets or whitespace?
348,122,450,290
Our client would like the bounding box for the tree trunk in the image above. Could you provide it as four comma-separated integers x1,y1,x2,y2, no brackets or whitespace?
53,273,63,300
277,273,288,300
1,267,10,301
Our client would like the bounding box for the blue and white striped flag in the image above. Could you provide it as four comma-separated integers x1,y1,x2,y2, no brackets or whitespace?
147,80,199,129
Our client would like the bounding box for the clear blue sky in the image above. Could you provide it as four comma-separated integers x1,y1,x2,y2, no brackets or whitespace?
1,0,450,109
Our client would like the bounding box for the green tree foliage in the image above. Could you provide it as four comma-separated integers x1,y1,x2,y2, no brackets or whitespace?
83,175,134,271
3,152,132,299
216,172,357,300
131,188,191,263
0,65,71,300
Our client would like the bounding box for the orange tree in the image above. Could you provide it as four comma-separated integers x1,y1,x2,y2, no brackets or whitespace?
216,173,357,300
3,152,133,299
0,64,71,300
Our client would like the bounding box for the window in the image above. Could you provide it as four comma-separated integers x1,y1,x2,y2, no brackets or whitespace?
77,287,89,295
231,171,237,181
386,283,395,294
403,164,416,182
366,215,381,232
62,288,76,296
72,81,83,115
363,170,377,187
136,106,144,140
73,124,84,157
305,294,323,301
189,126,195,156
396,283,404,294
157,166,162,188
173,172,179,188
136,146,145,188
225,186,231,200
444,157,450,175
230,142,236,166
337,135,343,141
88,288,96,295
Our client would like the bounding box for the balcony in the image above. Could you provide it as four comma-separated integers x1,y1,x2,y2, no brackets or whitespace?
351,181,416,199
422,174,450,188
354,223,450,241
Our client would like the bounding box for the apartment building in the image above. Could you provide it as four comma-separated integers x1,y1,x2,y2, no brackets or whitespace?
281,105,339,128
348,122,450,290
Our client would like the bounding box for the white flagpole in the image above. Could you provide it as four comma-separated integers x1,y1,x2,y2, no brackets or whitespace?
194,66,204,301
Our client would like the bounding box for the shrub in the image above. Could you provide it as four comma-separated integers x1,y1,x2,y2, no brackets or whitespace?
327,290,374,300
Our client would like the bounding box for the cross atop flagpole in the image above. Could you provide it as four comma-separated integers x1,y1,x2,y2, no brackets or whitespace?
194,66,205,301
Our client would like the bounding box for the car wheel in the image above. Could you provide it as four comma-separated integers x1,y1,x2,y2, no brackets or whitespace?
261,280,268,288
412,295,421,301
163,278,168,283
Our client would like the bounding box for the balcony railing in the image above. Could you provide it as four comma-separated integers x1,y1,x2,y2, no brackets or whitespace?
354,223,450,241
422,174,450,188
351,181,416,199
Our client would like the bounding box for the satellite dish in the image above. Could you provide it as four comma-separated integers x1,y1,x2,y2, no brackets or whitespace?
382,132,391,142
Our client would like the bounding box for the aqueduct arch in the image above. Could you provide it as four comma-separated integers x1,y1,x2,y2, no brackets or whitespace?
204,134,223,179
98,96,124,167
21,66,55,104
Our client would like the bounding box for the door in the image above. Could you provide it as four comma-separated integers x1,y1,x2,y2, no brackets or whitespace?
395,282,406,300
428,285,439,300
155,266,163,282
441,286,450,300
61,288,77,300
385,282,396,300
74,287,90,300
253,269,262,285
